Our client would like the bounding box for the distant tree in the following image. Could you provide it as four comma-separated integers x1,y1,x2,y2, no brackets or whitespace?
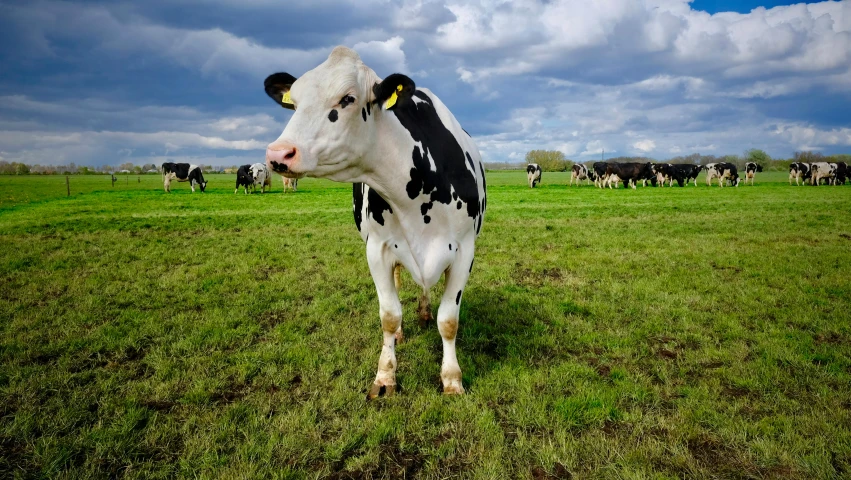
794,151,824,163
745,149,770,168
118,162,134,172
14,162,30,175
525,150,571,172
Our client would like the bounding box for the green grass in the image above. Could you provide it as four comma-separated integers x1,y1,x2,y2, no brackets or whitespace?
1,171,850,479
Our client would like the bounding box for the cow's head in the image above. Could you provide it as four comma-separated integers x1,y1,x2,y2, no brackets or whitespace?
264,46,411,181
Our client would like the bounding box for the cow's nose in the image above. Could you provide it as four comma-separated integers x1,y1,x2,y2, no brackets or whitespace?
266,142,299,173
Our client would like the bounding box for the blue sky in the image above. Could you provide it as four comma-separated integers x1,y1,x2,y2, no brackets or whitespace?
0,0,849,166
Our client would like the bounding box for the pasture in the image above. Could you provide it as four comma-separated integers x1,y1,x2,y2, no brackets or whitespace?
1,171,850,479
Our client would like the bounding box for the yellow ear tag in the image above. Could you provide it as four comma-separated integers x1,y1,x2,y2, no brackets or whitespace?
282,91,292,104
384,84,403,110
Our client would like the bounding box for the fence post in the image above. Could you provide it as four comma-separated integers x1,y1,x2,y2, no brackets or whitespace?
112,175,115,187
138,176,140,183
126,176,128,185
66,175,70,197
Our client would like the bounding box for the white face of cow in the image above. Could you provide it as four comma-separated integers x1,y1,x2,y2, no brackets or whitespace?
265,47,381,181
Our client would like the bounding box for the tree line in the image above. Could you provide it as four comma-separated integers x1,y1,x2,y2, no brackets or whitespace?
0,161,235,175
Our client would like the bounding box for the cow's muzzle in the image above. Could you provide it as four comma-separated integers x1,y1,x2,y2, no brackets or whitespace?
266,142,299,176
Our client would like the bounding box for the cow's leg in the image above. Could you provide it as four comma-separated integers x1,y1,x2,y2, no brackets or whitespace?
392,263,404,343
437,246,474,395
366,241,402,399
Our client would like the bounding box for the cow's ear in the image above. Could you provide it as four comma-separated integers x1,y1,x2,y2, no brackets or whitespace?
373,73,415,111
264,73,298,110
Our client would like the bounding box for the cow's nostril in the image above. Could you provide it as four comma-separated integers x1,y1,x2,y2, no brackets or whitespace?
284,148,297,160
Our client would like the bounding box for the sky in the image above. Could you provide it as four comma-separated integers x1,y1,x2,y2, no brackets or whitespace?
0,0,849,167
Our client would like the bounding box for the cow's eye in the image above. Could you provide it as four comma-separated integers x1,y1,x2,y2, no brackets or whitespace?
340,95,355,107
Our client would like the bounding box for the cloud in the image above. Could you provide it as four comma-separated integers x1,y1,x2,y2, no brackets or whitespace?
633,139,656,152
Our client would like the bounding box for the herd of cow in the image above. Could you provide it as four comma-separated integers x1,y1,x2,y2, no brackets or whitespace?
160,161,298,194
527,160,850,189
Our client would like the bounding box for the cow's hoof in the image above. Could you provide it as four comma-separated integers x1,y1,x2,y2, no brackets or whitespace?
366,382,396,400
442,382,465,395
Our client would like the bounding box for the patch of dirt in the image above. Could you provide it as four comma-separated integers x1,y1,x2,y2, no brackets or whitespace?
710,262,742,273
721,383,751,398
657,349,678,360
513,263,564,287
701,360,725,369
210,382,248,404
325,445,424,480
0,435,37,476
815,332,846,345
259,310,290,329
141,399,176,411
840,233,851,240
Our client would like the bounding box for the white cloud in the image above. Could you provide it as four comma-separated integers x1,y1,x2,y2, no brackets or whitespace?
633,139,656,152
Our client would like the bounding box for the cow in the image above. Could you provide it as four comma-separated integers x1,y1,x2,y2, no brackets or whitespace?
704,163,722,186
742,162,763,186
569,164,593,186
250,162,272,193
281,176,298,192
716,162,740,187
834,162,848,185
604,162,653,189
789,162,811,186
652,163,672,186
676,164,703,187
527,163,542,188
592,162,609,188
161,162,207,193
811,162,837,186
235,164,253,194
263,46,487,397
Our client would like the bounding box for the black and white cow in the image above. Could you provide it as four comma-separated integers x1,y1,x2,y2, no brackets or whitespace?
235,164,254,194
263,47,486,397
835,162,848,185
604,162,653,189
743,162,763,186
811,162,837,186
569,163,593,186
716,162,740,187
652,163,673,186
592,162,609,188
789,162,811,186
250,162,272,193
704,163,722,186
527,163,542,188
676,164,703,187
161,162,207,193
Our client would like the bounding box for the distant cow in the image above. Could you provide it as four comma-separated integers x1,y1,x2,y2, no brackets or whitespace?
704,163,721,186
570,164,593,186
250,163,272,193
789,162,811,186
652,163,673,186
743,162,763,186
716,162,740,187
281,177,298,192
527,164,542,188
161,162,207,193
677,164,703,187
235,164,253,194
811,162,837,186
834,162,848,185
604,162,653,189
592,162,609,188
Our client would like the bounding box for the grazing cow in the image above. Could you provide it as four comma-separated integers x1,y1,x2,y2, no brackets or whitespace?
743,162,763,186
569,163,593,186
264,46,486,397
789,162,811,186
250,162,272,193
161,162,207,193
834,162,848,185
235,164,253,194
592,162,608,188
652,163,673,186
676,164,702,187
604,162,653,189
704,163,722,186
281,176,298,192
716,162,740,187
527,164,542,188
811,162,837,186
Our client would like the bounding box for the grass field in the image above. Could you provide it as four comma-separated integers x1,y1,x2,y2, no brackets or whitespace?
2,171,850,479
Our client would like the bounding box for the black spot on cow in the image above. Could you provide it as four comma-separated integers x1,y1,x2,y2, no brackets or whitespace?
421,202,433,216
366,101,371,116
448,244,452,250
394,244,397,248
352,183,365,232
457,201,462,209
374,75,481,222
366,187,392,226
424,215,431,224
362,107,367,122
455,290,462,305
328,109,338,122
462,128,471,137
469,258,474,272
